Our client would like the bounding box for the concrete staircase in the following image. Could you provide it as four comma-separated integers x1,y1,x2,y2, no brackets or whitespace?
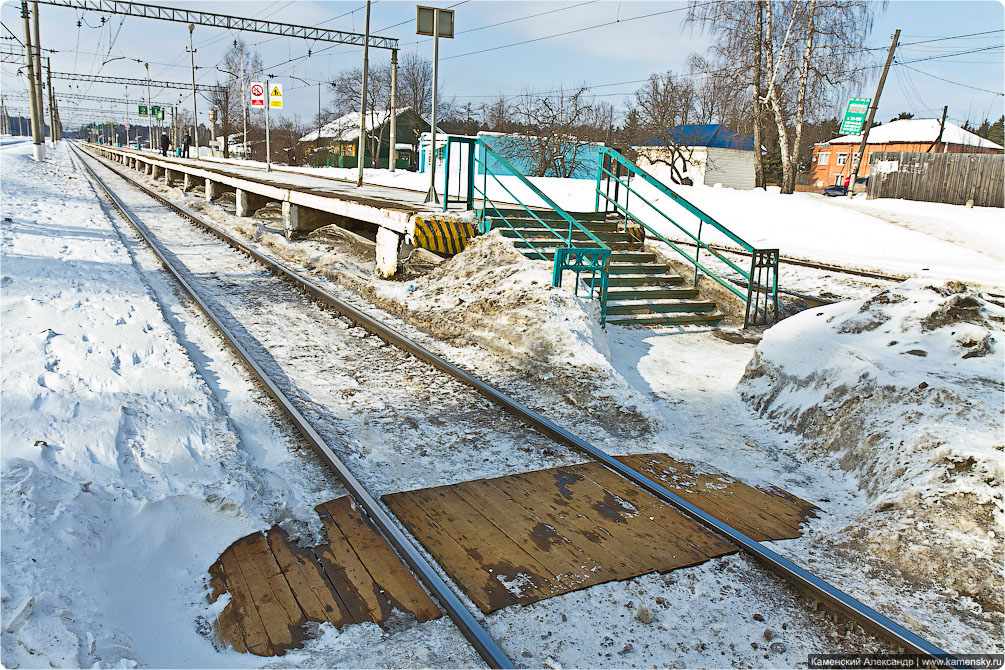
488,209,724,327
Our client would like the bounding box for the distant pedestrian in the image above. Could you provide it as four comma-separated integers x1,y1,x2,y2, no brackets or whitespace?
183,133,192,158
160,133,170,157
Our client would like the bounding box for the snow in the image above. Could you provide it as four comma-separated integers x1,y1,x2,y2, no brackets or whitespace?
4,141,1002,667
740,280,1004,614
826,118,1004,150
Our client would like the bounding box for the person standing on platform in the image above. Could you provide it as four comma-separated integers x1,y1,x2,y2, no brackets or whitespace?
183,133,192,158
161,132,171,157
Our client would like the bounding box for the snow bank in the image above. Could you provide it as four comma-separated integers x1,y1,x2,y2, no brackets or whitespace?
740,280,1004,611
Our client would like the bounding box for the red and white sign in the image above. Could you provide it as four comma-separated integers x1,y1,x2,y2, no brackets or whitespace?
250,82,265,108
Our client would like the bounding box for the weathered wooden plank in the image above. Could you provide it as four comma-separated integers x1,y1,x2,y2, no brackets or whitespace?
324,498,441,623
570,463,736,560
455,478,612,585
265,527,352,628
406,486,560,603
617,454,815,540
313,503,385,624
384,490,522,613
488,470,653,578
218,545,274,656
229,533,307,655
208,561,248,654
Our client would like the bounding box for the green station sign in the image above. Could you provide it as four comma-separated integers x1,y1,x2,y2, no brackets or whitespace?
138,104,148,116
840,97,871,135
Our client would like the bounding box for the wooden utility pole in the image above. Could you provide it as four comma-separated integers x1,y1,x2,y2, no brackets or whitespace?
847,28,899,198
928,106,947,153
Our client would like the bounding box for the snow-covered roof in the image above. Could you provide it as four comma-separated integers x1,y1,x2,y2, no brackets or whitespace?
826,119,1003,150
300,107,425,142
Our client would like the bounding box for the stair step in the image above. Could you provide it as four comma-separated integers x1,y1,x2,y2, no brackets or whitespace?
499,228,633,241
606,274,686,285
606,287,698,300
606,264,674,275
489,219,622,233
605,313,725,327
606,299,718,315
489,209,609,222
512,239,638,250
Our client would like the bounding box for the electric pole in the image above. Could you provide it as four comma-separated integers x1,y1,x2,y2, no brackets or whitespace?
188,23,198,159
389,48,397,172
848,28,899,198
21,1,43,160
145,62,152,151
32,1,45,144
46,56,56,143
356,0,371,187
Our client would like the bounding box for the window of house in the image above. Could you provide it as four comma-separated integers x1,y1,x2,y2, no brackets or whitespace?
818,152,830,165
837,153,847,166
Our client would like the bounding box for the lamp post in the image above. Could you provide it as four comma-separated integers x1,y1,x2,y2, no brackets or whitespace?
187,23,199,159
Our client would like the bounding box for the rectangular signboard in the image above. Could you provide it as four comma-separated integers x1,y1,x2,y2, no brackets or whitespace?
138,105,148,116
269,82,283,109
250,81,265,108
416,6,454,37
840,97,871,135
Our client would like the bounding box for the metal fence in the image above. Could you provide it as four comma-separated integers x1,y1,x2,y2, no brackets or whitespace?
867,151,1004,208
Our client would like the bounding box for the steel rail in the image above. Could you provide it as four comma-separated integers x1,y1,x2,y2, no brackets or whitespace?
661,237,908,282
69,144,515,670
77,143,957,665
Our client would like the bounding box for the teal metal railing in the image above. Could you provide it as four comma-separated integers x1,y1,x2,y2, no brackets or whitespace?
443,137,611,324
595,147,778,327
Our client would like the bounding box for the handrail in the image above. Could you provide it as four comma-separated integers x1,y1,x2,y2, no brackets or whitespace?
596,147,778,327
598,146,755,252
476,139,609,251
440,136,610,325
598,165,751,281
599,187,747,303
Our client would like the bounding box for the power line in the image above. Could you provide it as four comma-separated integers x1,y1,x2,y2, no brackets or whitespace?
898,44,1002,65
442,3,705,61
897,62,1004,96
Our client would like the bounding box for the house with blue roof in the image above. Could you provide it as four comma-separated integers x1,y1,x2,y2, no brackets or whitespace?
633,123,757,190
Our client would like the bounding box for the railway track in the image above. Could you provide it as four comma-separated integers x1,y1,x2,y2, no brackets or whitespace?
71,142,956,667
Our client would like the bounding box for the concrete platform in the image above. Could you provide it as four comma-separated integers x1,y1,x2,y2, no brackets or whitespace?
83,143,477,277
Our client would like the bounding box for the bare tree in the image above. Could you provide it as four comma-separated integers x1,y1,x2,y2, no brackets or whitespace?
213,39,262,158
397,52,433,118
689,0,879,193
329,63,391,166
631,72,699,184
504,87,607,178
481,95,515,133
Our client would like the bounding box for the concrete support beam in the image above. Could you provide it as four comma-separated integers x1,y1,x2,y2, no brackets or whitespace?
236,189,271,218
282,202,338,240
205,179,235,202
152,165,164,179
145,163,153,176
165,169,179,186
183,173,198,192
375,227,402,279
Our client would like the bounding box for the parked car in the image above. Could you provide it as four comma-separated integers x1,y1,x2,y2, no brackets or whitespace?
823,184,848,197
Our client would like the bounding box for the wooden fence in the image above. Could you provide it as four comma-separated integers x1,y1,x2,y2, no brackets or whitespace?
867,151,1003,208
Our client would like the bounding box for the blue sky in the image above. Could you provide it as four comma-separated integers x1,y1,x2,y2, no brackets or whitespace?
2,0,1002,131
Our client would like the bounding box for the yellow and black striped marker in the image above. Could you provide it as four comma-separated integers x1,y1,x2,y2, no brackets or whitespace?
409,214,478,255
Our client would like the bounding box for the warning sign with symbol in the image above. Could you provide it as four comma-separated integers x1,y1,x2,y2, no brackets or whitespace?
250,82,265,108
269,83,283,109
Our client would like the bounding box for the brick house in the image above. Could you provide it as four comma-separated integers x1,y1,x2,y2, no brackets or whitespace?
810,118,1003,187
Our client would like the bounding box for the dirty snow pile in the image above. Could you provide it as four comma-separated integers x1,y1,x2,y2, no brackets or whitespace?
740,280,1004,612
